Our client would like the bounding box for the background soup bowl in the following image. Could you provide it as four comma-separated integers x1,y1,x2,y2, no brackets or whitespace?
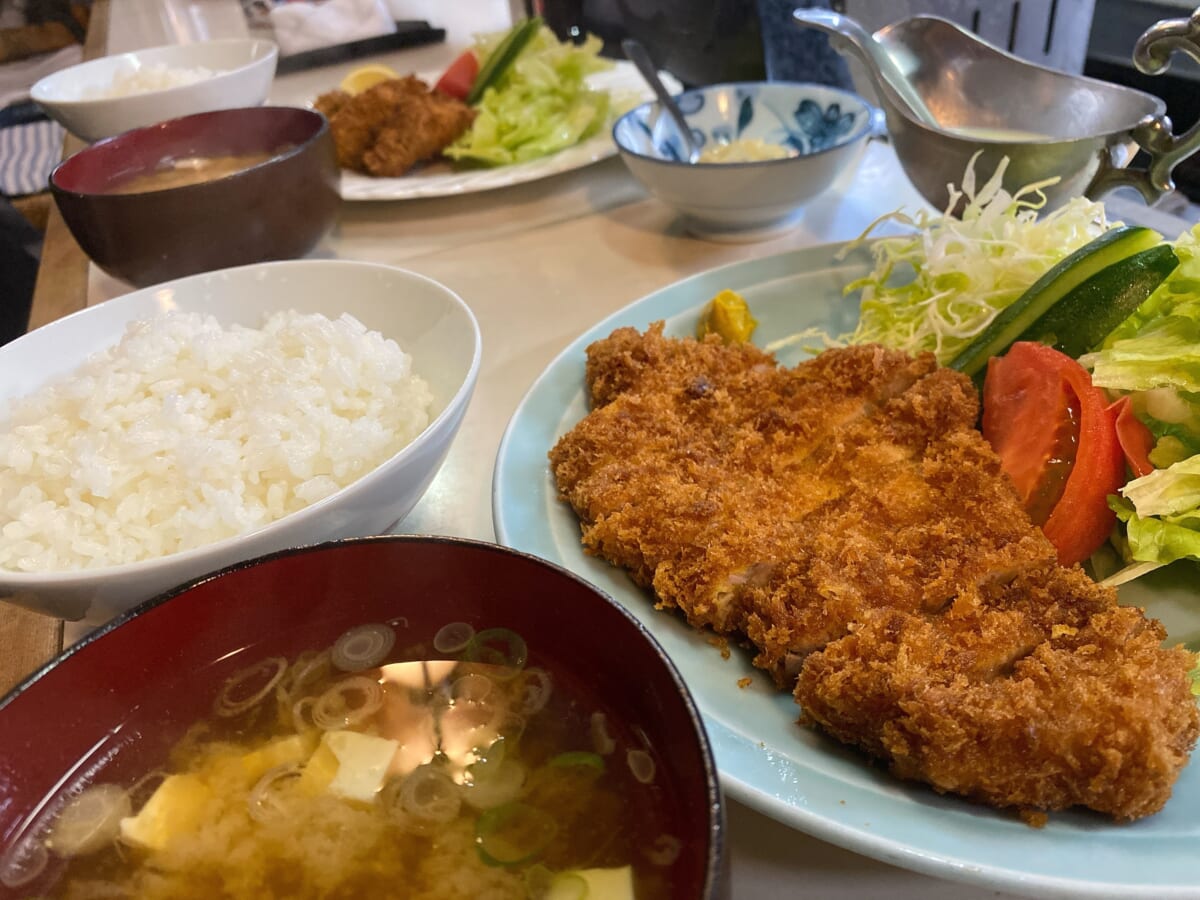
613,81,875,241
31,38,278,144
0,260,480,624
50,106,339,288
0,536,727,899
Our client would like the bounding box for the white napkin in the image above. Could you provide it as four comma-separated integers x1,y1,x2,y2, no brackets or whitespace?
269,0,397,56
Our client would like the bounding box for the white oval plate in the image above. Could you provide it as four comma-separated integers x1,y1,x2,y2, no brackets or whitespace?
492,241,1200,899
329,62,679,201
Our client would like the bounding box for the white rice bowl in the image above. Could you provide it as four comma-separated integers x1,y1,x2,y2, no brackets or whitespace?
0,260,480,623
31,39,276,143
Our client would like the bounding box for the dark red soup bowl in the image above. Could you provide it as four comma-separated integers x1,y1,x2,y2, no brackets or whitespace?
0,537,727,900
49,106,339,288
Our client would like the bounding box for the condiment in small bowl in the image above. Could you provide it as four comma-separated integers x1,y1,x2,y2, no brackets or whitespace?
613,81,875,241
0,537,727,899
50,106,338,287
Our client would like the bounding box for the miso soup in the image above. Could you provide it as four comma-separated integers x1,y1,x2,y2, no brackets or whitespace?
107,151,279,194
17,622,686,899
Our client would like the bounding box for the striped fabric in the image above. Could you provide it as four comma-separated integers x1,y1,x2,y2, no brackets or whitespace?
0,119,64,196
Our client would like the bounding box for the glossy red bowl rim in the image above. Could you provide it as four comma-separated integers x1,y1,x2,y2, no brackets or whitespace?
49,105,330,198
0,535,727,898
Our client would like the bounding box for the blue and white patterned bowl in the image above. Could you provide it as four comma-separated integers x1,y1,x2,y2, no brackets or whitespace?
613,81,875,240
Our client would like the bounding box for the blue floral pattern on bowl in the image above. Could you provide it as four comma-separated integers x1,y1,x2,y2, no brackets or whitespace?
614,81,874,164
610,81,876,239
793,98,857,151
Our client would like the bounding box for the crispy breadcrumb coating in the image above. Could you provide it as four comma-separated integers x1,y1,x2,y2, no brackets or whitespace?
549,323,1199,820
313,77,475,176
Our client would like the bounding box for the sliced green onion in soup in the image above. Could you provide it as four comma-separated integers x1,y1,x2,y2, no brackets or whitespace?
433,621,476,654
0,833,48,889
517,668,553,715
214,656,288,717
547,751,605,773
247,765,303,825
462,759,528,810
331,623,396,672
311,676,384,730
645,833,683,866
626,749,656,784
590,712,615,756
523,863,557,897
475,801,558,867
279,650,333,710
464,628,528,679
46,784,131,857
397,765,461,824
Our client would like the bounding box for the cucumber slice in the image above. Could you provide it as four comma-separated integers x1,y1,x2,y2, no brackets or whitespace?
466,17,542,106
948,225,1162,376
1017,244,1179,359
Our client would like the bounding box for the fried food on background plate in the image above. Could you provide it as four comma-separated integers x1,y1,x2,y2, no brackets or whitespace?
313,76,476,177
549,323,1199,821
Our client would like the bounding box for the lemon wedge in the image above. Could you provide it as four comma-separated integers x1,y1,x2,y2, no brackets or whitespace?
339,64,400,95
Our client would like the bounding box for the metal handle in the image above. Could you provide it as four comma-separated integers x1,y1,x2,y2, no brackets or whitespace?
1088,8,1200,203
791,8,939,128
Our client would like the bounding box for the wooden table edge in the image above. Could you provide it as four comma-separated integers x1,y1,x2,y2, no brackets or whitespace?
1,0,110,696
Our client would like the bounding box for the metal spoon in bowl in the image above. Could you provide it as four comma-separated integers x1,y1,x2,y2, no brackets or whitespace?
621,38,701,163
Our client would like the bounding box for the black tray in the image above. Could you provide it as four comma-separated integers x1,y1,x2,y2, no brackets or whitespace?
275,20,446,75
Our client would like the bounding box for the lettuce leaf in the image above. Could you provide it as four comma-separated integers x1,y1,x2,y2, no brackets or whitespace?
1083,316,1200,392
1110,495,1200,565
1122,455,1200,518
1081,224,1200,561
445,27,613,166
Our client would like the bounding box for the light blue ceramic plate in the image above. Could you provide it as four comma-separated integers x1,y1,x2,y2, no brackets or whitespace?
492,242,1200,899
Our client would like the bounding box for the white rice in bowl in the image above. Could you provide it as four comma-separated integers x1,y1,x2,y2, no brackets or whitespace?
0,311,433,572
81,63,216,99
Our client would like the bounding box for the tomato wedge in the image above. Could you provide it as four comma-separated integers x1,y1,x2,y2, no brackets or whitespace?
981,350,1078,525
1109,395,1155,478
982,342,1125,567
434,50,479,101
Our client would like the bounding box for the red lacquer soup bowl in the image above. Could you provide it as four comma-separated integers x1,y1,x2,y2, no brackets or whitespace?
0,537,727,899
49,105,339,288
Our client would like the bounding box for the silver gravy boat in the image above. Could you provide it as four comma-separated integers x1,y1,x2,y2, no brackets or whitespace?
793,7,1200,212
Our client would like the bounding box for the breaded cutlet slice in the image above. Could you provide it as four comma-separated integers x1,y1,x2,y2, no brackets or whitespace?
320,76,474,176
555,326,1055,682
699,398,1060,684
551,326,939,590
795,563,1199,819
362,88,475,177
324,76,429,171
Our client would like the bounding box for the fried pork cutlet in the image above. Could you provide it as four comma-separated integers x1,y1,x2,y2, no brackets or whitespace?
548,324,1199,820
798,563,1197,820
313,76,475,176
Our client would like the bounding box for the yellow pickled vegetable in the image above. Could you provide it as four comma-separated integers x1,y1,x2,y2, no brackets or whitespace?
697,289,757,343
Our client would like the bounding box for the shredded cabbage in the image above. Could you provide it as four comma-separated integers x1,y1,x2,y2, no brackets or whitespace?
445,27,613,166
841,155,1113,362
